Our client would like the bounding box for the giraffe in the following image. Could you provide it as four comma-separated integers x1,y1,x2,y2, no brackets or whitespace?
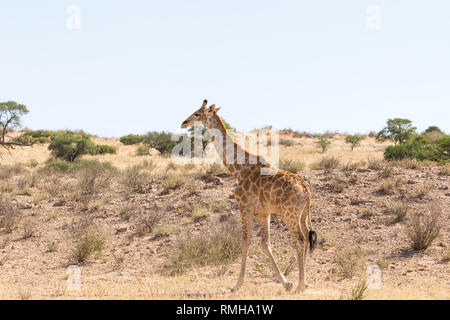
181,99,317,293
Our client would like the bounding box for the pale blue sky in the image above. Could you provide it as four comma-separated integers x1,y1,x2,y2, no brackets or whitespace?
1,1,449,137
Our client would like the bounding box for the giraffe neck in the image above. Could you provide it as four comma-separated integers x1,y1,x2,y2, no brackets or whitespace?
207,112,269,181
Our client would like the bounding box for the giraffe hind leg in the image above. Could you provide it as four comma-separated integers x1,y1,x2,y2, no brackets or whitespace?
256,215,293,291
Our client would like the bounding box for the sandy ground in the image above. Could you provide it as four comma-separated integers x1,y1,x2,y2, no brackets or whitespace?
0,135,449,300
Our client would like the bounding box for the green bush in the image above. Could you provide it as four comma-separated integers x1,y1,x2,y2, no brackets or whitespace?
384,134,449,162
120,134,143,145
48,132,115,161
92,144,116,155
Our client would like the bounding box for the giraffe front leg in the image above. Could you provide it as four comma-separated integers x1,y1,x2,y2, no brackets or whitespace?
231,213,252,292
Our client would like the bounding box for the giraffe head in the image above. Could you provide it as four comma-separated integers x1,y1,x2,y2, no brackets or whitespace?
181,99,220,129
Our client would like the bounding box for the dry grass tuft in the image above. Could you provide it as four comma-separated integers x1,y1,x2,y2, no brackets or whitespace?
313,156,341,171
136,211,164,236
279,159,304,174
168,218,241,275
72,231,106,263
379,178,401,195
406,206,442,251
367,158,385,170
333,246,365,279
412,184,430,199
387,201,408,222
120,165,150,192
0,196,22,233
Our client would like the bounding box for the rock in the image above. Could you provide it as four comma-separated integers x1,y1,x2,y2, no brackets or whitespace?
115,227,127,233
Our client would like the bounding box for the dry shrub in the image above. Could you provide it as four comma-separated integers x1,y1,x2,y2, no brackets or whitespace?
379,166,393,178
413,184,430,199
0,164,26,179
160,173,186,190
441,248,450,262
71,231,106,263
394,159,419,169
360,207,376,219
0,196,22,233
205,163,224,175
367,158,385,170
135,145,150,156
22,221,35,239
379,178,401,195
190,202,211,221
333,246,364,279
313,156,340,171
119,203,137,222
279,159,304,174
407,206,442,251
438,163,450,176
136,211,164,236
168,218,241,274
152,224,177,238
332,180,346,193
77,165,111,195
387,201,408,222
120,165,150,192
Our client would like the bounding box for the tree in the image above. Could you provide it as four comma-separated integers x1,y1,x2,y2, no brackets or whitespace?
0,101,33,151
143,131,179,154
377,118,416,145
315,135,331,153
424,126,442,134
345,134,363,151
48,132,96,162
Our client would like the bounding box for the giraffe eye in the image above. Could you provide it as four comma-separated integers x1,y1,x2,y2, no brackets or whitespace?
194,113,200,116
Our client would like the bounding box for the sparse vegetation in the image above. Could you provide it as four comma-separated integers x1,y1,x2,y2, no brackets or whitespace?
387,201,408,222
279,159,304,174
72,231,106,263
345,135,363,151
313,156,340,171
0,196,21,233
120,165,150,192
333,246,364,279
168,219,241,274
407,207,442,251
315,135,331,153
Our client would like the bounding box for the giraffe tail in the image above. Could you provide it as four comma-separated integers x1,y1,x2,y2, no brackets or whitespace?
308,230,317,252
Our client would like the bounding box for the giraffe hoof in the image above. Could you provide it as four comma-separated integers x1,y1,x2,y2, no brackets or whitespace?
231,286,240,293
294,284,306,294
284,281,293,292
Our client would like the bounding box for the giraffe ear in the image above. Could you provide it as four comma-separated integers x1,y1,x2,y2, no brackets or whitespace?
215,107,221,112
